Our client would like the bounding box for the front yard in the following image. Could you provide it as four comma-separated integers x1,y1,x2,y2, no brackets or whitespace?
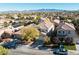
64,44,76,50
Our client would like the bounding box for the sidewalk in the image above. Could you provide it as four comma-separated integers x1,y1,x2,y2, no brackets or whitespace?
8,45,53,55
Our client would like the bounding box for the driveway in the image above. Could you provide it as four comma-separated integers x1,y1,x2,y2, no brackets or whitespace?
8,35,54,55
73,32,79,43
8,45,53,55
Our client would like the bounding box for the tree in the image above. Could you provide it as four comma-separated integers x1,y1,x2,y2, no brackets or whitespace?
33,16,41,24
5,14,12,19
72,19,79,26
17,13,21,19
64,37,73,45
0,46,8,55
59,16,65,20
72,19,79,34
3,22,9,27
20,27,40,42
52,37,61,44
17,13,25,20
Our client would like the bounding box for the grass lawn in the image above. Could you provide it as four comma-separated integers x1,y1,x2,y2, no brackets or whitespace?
64,44,76,50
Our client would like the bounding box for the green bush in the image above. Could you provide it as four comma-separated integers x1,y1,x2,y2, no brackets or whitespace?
0,46,8,55
3,22,9,27
64,44,76,50
32,16,41,24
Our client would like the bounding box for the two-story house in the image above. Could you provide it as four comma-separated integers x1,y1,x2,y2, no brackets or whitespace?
56,21,76,41
38,18,54,35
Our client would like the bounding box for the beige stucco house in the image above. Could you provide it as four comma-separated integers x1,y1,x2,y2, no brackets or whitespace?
38,18,54,35
56,21,76,40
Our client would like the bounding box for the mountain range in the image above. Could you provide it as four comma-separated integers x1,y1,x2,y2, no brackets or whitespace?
0,9,78,14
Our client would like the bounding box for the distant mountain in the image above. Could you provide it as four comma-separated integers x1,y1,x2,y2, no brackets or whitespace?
28,9,65,12
0,9,74,14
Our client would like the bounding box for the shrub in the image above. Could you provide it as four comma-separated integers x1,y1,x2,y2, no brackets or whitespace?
3,22,9,27
0,46,8,55
44,36,51,45
20,27,40,42
64,37,73,45
52,37,61,44
32,16,41,24
64,44,76,50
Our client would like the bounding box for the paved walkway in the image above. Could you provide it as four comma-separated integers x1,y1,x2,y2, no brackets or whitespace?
8,44,79,55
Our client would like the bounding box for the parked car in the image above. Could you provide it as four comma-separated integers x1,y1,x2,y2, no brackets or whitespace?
53,45,68,55
2,39,21,49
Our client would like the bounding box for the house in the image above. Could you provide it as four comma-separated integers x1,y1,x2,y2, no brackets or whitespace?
0,15,6,19
56,21,76,40
8,24,24,32
38,18,54,35
0,29,4,39
31,15,37,19
13,14,18,19
53,19,60,26
0,28,13,39
11,31,22,40
0,19,11,28
0,31,13,43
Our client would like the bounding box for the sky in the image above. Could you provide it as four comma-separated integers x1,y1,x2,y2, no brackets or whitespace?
0,3,79,11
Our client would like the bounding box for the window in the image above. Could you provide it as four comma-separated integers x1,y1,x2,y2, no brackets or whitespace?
63,31,64,34
58,31,61,33
68,31,71,34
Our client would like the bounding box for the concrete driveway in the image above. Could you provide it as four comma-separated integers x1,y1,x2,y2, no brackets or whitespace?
8,45,53,55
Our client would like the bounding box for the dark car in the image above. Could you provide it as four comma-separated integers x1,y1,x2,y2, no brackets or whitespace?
53,45,68,55
2,39,21,49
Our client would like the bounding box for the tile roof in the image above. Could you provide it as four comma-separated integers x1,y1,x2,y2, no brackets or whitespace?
39,18,54,30
54,19,60,24
57,22,75,30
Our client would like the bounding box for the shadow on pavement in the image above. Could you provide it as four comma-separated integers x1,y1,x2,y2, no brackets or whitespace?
30,39,48,50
